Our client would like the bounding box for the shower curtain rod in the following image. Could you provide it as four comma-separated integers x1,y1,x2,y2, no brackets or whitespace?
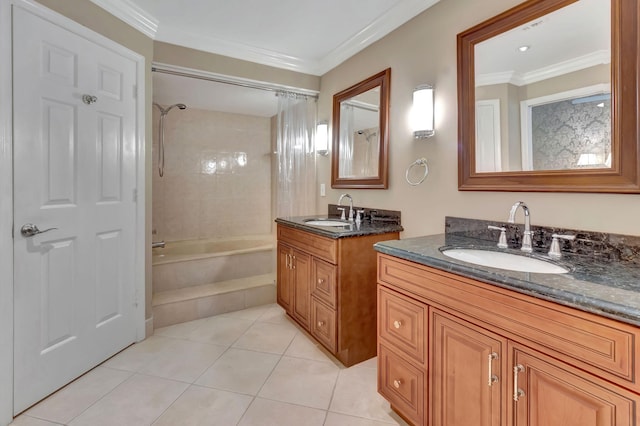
152,62,319,99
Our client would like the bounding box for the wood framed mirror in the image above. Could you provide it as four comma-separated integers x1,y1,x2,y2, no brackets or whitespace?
457,0,640,192
331,68,390,189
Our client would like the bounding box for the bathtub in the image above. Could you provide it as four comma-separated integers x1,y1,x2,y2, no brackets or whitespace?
152,235,275,293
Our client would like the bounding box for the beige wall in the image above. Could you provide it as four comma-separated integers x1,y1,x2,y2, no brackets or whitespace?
317,0,640,238
153,41,320,92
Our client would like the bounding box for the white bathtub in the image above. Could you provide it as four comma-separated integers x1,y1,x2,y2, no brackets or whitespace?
152,235,275,293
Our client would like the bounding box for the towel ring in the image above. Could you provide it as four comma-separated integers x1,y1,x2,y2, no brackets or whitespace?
405,157,429,186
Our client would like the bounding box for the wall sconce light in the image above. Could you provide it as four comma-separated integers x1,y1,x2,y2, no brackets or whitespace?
316,121,329,156
412,84,435,139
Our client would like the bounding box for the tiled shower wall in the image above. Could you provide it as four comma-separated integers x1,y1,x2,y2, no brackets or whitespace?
152,107,273,242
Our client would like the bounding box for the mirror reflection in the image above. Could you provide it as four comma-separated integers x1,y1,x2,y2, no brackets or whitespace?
474,0,611,173
338,87,380,178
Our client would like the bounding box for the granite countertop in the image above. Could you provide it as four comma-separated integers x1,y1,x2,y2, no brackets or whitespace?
374,234,640,327
275,216,404,239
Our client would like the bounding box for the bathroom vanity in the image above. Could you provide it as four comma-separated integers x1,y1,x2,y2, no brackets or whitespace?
373,221,640,426
275,212,401,367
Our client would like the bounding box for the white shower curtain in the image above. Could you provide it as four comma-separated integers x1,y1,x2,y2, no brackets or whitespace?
276,92,317,218
339,104,355,177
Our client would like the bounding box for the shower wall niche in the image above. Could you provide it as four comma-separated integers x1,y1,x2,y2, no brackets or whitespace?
152,107,272,242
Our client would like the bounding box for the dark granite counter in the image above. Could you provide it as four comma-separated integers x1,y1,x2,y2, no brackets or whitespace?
275,216,403,239
374,234,640,327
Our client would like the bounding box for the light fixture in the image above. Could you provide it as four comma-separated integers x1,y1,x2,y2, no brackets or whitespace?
316,121,329,156
412,84,435,139
518,45,530,52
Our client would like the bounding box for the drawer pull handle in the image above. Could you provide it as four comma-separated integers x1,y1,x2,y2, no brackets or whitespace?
488,352,499,387
292,255,296,269
318,278,324,284
513,364,525,401
317,321,325,327
393,320,403,329
393,379,402,389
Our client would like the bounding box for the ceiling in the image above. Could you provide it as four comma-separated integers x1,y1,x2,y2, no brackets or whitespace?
91,0,440,76
92,0,440,116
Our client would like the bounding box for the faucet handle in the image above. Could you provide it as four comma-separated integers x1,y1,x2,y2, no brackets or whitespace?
488,225,508,249
355,209,365,223
548,234,576,258
337,207,346,220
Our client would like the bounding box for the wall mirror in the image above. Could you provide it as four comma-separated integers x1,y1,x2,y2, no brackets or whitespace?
457,0,640,192
332,68,390,189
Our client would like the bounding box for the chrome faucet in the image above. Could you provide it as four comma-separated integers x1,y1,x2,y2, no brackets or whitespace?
338,193,354,221
507,201,533,253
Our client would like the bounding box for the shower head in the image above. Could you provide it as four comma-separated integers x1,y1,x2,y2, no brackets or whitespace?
153,102,188,115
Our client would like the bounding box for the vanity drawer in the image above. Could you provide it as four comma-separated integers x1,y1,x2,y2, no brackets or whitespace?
378,254,638,391
277,225,337,263
311,299,337,353
378,286,427,364
312,258,337,308
378,344,425,426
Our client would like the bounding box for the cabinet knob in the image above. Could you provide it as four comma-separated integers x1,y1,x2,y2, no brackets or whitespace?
318,278,324,284
393,379,402,389
317,321,325,327
393,320,403,329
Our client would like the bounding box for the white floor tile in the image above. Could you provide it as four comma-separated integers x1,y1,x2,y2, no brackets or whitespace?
219,304,274,321
187,315,255,346
329,366,398,423
238,398,326,426
68,374,188,426
24,366,132,424
139,340,227,383
10,415,63,426
284,333,338,364
258,356,340,410
102,335,179,372
232,321,297,354
324,412,407,426
196,348,280,395
153,317,210,339
152,385,252,426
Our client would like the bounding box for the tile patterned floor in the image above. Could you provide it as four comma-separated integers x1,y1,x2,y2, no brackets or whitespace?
11,304,409,426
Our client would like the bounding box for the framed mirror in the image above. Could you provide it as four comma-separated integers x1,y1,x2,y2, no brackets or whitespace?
457,0,640,192
331,68,390,189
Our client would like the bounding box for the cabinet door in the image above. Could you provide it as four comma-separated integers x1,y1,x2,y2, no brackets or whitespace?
511,344,636,426
292,249,312,329
311,298,337,353
276,244,293,313
311,258,337,309
431,309,506,426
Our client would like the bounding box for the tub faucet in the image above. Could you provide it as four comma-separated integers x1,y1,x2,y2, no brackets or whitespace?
338,193,354,221
507,201,532,253
152,240,166,249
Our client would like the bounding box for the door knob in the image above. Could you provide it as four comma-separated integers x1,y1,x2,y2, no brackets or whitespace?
20,223,58,237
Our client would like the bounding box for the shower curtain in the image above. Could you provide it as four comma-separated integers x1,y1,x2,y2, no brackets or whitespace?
276,92,317,218
339,104,355,177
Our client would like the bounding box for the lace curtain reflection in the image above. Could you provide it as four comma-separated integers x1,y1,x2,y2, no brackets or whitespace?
339,104,354,177
276,91,317,218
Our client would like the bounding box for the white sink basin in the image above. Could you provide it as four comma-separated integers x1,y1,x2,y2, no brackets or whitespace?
304,219,351,227
441,248,569,274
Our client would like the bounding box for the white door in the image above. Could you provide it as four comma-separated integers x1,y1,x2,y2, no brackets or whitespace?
475,99,502,172
12,7,138,413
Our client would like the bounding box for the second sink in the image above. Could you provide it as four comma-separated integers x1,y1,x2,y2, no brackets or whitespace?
440,248,569,274
304,219,351,227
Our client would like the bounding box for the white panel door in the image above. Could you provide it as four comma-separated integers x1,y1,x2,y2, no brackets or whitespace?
476,99,502,172
12,7,138,413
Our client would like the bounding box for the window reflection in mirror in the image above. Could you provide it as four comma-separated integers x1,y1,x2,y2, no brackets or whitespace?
474,0,611,173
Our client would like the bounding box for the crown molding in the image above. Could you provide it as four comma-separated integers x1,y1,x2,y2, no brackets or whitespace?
89,0,157,38
93,0,439,76
477,50,611,87
317,0,440,75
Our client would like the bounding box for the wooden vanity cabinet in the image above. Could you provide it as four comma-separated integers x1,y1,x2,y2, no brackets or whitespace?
377,253,640,426
277,224,399,366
